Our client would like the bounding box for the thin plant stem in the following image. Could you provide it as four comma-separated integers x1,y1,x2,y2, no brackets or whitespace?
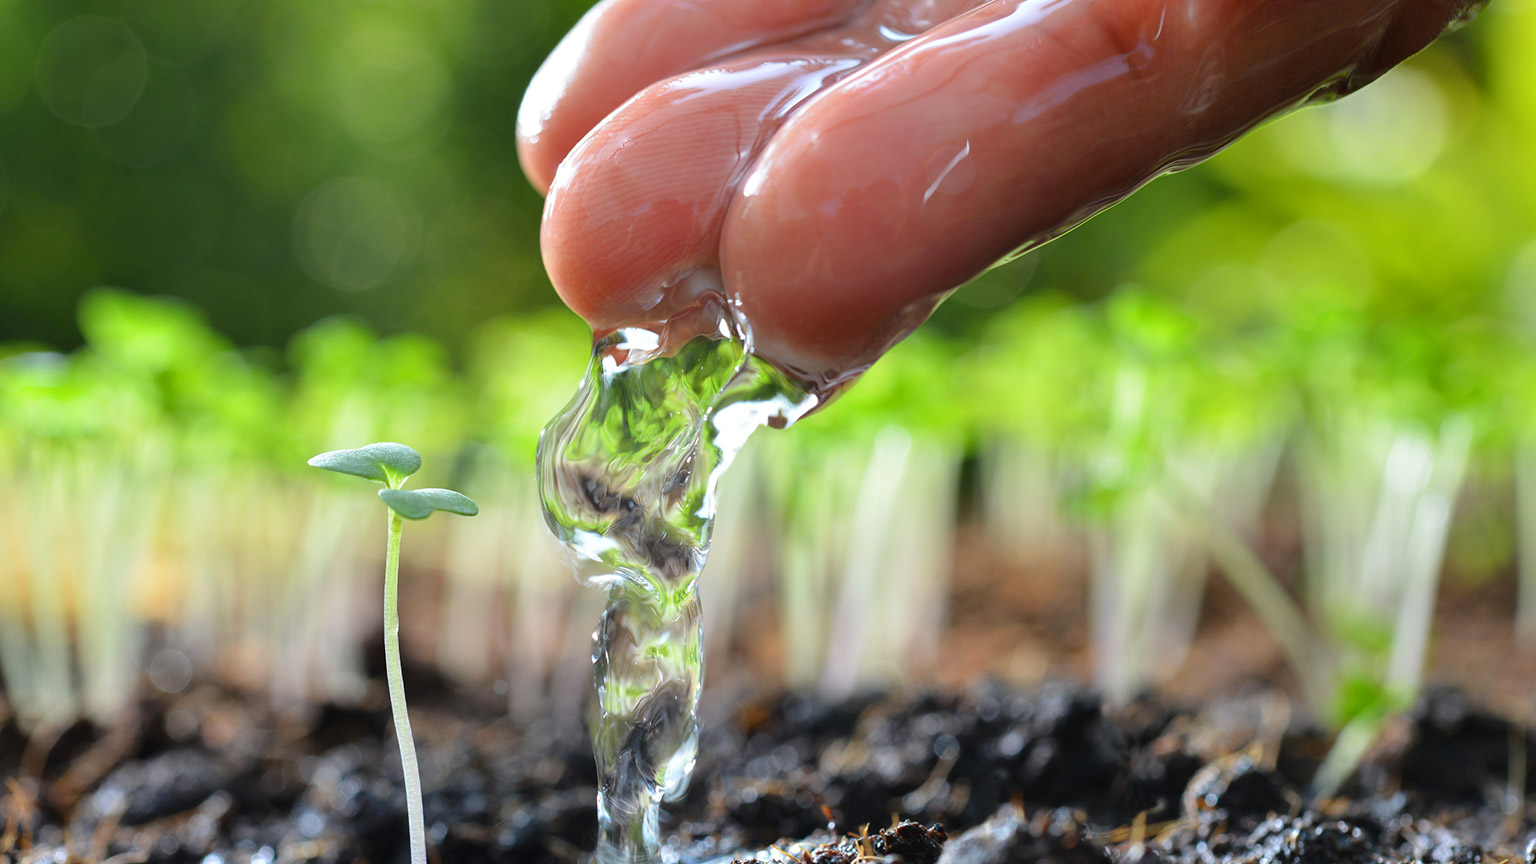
1514,444,1536,643
1159,481,1335,712
1311,711,1386,799
383,504,427,864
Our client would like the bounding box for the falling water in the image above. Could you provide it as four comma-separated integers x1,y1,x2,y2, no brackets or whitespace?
537,294,823,863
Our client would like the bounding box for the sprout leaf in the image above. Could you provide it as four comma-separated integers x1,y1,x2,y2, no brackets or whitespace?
379,487,479,520
309,442,422,484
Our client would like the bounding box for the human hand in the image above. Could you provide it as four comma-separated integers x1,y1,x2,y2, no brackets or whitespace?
517,0,1483,384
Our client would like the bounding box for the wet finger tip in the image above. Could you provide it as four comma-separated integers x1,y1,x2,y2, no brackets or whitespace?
516,135,556,196
539,160,705,330
724,230,930,380
723,177,939,379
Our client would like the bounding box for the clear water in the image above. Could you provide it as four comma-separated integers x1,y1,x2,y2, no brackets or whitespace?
537,294,823,864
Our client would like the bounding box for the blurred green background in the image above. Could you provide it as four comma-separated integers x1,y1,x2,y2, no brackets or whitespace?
0,0,576,348
1,0,1535,737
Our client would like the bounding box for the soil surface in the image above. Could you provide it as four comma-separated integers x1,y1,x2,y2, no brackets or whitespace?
1,675,1532,864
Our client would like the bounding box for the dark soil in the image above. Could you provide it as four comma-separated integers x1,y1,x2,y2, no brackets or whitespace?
1,677,1532,864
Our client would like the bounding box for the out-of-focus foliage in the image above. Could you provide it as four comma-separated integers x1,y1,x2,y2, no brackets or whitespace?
0,0,588,348
0,289,592,472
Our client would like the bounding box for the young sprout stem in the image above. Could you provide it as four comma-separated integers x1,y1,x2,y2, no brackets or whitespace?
1311,710,1386,800
309,443,474,864
1514,445,1536,643
382,487,427,864
1160,479,1335,712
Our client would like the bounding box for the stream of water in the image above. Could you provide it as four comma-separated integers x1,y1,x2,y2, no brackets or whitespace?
537,294,825,863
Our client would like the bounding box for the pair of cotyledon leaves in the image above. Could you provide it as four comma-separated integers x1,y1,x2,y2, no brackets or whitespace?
308,442,478,520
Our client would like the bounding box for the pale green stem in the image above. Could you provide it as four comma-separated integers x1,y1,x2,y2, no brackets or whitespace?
1159,481,1335,712
383,503,426,864
1311,711,1386,799
1514,445,1536,642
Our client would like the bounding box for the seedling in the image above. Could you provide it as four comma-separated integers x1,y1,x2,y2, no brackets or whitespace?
307,442,477,864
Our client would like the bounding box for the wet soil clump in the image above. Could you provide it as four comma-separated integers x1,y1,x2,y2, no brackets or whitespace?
0,680,1530,863
735,820,948,864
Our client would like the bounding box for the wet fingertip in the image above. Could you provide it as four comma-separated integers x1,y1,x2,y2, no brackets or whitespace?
516,136,555,196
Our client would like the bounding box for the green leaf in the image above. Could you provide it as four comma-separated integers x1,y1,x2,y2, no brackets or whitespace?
308,442,422,484
378,487,478,520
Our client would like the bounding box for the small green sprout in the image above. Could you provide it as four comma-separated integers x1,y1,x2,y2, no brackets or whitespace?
308,441,477,864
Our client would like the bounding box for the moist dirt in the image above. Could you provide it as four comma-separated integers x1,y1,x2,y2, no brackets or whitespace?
1,672,1532,864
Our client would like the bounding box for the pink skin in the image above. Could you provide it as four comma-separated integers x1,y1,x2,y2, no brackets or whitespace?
520,0,1483,383
516,0,869,193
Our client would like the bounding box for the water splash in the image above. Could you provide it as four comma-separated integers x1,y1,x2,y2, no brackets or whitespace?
537,294,821,863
